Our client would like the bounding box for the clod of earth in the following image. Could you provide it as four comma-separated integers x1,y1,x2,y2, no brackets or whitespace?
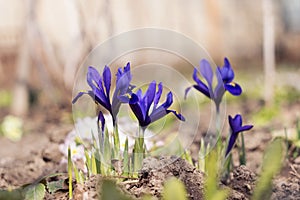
125,156,205,199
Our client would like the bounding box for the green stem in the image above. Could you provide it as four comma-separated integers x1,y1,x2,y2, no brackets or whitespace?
133,127,145,173
239,132,246,165
222,153,232,181
215,110,223,156
284,127,289,160
296,117,300,140
103,129,111,175
113,123,120,159
67,147,73,199
221,129,232,180
215,110,221,136
123,137,129,175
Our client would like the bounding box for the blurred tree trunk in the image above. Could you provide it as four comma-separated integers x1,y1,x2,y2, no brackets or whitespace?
10,0,32,116
204,1,223,62
63,0,111,89
11,38,30,116
263,0,276,105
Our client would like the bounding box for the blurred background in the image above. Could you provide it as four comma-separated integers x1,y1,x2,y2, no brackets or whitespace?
0,0,299,121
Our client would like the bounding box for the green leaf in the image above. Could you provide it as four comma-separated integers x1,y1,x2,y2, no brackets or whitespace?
142,194,156,200
85,150,91,175
209,190,229,200
0,188,24,200
113,125,121,159
182,150,193,165
204,150,229,200
68,147,73,199
104,129,111,167
123,137,129,175
198,138,206,172
133,137,144,172
47,179,66,194
91,153,97,175
24,183,45,200
252,138,284,200
94,151,102,174
101,179,132,200
162,178,187,200
238,132,246,166
74,164,81,184
296,117,300,140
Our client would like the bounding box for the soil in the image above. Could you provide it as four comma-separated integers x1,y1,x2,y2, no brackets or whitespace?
1,100,300,199
126,156,205,199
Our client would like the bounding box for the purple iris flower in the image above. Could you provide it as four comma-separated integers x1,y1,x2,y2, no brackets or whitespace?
129,81,185,129
225,114,253,157
72,62,134,125
185,58,242,111
217,58,242,96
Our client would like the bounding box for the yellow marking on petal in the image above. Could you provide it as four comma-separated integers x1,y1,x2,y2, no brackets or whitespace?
121,143,126,148
124,93,131,98
228,82,236,87
72,148,78,155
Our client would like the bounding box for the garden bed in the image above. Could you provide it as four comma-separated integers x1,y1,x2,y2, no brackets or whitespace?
1,100,300,199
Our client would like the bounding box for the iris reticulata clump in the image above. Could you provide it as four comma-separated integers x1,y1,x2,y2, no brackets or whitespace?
72,62,185,175
184,57,253,174
70,57,253,182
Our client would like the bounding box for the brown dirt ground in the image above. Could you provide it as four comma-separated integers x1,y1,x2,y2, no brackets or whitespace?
0,101,300,199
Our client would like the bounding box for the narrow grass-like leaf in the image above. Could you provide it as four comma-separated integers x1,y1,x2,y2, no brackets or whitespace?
198,138,206,172
183,150,193,165
113,125,121,159
133,137,144,173
252,138,284,200
68,147,73,199
91,153,97,175
85,150,91,176
95,151,102,174
104,129,111,166
205,150,229,200
123,137,129,175
239,132,246,165
162,177,187,200
73,164,83,184
222,153,232,182
284,127,289,159
91,128,103,167
297,117,300,140
79,170,85,183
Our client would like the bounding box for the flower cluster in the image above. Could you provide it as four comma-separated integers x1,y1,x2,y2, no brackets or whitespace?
73,62,185,131
72,58,253,170
185,58,253,157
